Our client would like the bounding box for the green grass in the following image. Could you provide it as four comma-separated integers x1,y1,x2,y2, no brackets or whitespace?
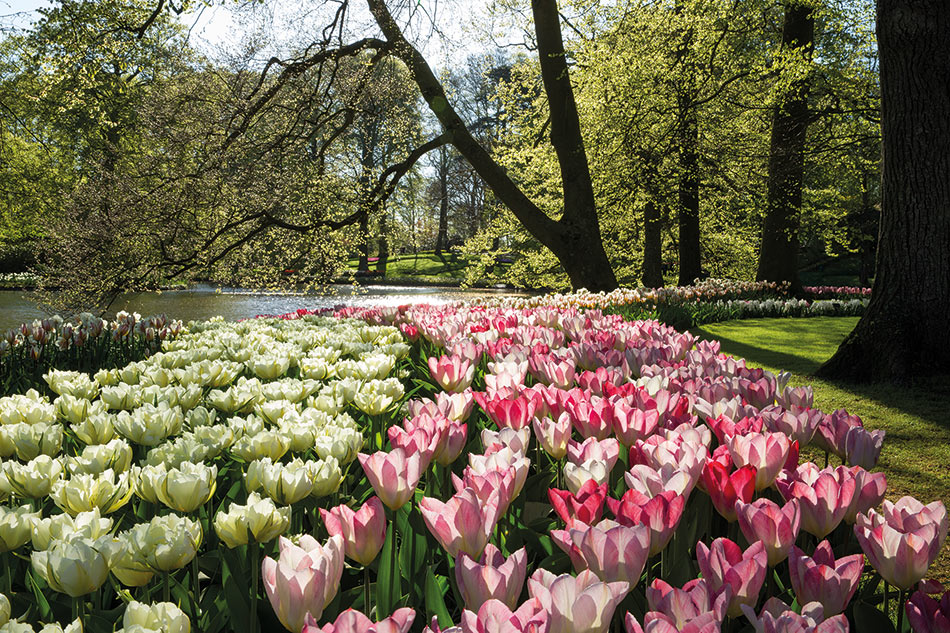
343,251,512,286
691,317,950,582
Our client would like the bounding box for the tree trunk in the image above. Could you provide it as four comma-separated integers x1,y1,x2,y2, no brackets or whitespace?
376,204,389,275
756,3,814,294
676,99,701,286
356,138,375,274
434,149,449,259
642,201,663,288
817,0,950,381
357,210,370,273
367,0,618,291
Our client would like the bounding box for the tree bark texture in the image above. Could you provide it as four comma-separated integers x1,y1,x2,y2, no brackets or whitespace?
676,99,702,286
434,148,449,258
642,201,663,287
817,0,950,381
756,3,814,294
367,0,618,291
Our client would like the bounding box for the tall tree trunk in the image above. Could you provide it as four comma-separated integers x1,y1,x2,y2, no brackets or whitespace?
756,4,815,294
434,149,449,259
817,0,950,381
376,203,389,275
356,139,375,274
676,100,701,286
642,201,663,288
357,210,370,273
368,0,618,291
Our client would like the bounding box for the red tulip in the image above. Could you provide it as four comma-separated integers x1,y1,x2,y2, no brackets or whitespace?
608,490,686,556
549,480,607,528
701,462,756,522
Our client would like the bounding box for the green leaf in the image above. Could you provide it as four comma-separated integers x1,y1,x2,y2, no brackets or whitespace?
377,521,396,618
220,546,251,633
853,601,897,633
424,569,452,628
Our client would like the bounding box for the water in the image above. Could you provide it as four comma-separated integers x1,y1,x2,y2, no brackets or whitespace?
0,283,529,330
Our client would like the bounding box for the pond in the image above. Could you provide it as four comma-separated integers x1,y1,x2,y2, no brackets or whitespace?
0,283,529,331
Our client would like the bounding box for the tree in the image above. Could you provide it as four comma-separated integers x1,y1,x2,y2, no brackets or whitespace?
817,0,950,380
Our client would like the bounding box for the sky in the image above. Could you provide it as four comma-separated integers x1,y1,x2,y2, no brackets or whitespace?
0,0,510,68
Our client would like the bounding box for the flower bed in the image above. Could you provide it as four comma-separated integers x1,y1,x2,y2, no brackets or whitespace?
0,305,941,633
804,286,873,300
0,312,182,398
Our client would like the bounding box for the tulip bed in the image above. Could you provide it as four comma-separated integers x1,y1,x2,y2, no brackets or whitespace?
0,304,944,633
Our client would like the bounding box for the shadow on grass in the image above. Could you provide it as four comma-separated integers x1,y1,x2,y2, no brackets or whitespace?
698,333,824,376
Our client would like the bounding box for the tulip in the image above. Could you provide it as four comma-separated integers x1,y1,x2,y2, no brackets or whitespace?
467,447,530,500
303,607,416,633
735,498,801,566
533,413,572,459
231,429,292,462
609,490,685,556
905,587,950,633
740,598,849,633
435,390,476,422
123,601,191,633
564,458,610,494
1,422,63,460
482,428,531,456
31,508,113,551
612,400,660,446
72,413,116,445
0,593,7,628
247,458,319,506
454,468,517,518
429,355,476,393
624,611,722,633
455,544,527,610
635,437,706,486
214,492,291,548
696,538,767,617
566,396,614,440
475,394,537,431
883,497,948,554
262,534,345,631
645,578,729,629
568,519,651,589
760,406,821,446
701,462,756,522
123,514,202,572
31,535,115,597
419,487,501,558
776,466,855,539
844,427,884,470
320,496,387,566
549,480,608,527
457,599,548,633
113,403,183,446
358,448,423,511
50,468,133,516
844,467,886,523
0,504,39,552
436,420,468,466
625,463,695,501
66,438,133,475
813,409,862,459
788,541,863,616
727,433,789,490
706,414,763,446
528,568,628,633
157,460,217,512
2,454,63,498
567,437,620,472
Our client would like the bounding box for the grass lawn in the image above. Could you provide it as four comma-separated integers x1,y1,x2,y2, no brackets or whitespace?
344,252,475,284
691,317,950,582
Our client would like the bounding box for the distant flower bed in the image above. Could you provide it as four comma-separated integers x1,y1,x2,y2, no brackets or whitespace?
0,272,39,289
0,312,182,397
805,286,872,299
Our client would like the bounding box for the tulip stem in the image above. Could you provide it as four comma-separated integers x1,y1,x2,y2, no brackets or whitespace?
897,588,906,631
191,556,201,621
2,554,10,595
250,543,260,633
883,580,889,621
72,596,83,624
163,572,170,603
363,564,372,618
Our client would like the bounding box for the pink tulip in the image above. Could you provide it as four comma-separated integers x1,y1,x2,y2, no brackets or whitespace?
612,399,660,447
528,568,628,633
578,367,625,396
777,386,814,410
563,458,610,494
696,538,767,617
533,413,572,459
701,462,756,522
458,598,549,633
527,354,576,389
626,612,722,633
608,490,685,556
883,497,948,554
454,468,517,517
551,526,587,572
436,419,468,466
788,541,862,616
706,414,763,445
568,437,620,471
262,534,345,631
626,464,695,500
728,432,789,490
760,406,821,446
740,598,849,633
567,396,615,440
302,607,415,633
844,467,886,524
482,428,532,456
844,427,884,469
813,409,862,459
735,498,801,566
467,447,530,500
776,465,855,539
320,496,386,566
568,519,652,589
436,390,476,422
387,424,441,470
358,448,423,511
429,355,476,392
645,578,729,628
738,377,775,409
906,585,950,633
635,436,706,485
419,487,501,558
456,545,527,610
854,502,945,590
549,480,607,527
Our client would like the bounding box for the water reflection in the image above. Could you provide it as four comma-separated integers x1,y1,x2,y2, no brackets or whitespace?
0,283,529,330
